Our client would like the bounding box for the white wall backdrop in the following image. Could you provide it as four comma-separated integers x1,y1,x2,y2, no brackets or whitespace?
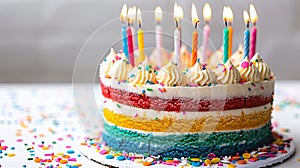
0,0,300,82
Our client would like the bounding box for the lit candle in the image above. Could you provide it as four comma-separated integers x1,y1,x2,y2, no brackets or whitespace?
202,3,212,64
249,4,258,59
120,4,129,58
243,10,250,59
137,8,145,62
127,7,135,66
190,3,200,67
131,6,138,51
227,6,234,57
155,6,163,67
223,6,229,63
173,3,182,66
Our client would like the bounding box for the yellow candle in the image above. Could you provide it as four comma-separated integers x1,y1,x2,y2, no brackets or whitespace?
138,29,145,62
137,8,145,62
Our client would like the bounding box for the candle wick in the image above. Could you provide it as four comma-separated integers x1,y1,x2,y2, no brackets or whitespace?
246,21,249,28
138,21,142,29
224,19,228,27
175,19,179,28
195,21,199,29
206,21,209,24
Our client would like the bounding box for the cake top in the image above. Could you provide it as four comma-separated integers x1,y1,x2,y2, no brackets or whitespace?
99,47,273,87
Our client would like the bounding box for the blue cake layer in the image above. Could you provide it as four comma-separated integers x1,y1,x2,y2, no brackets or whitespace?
102,121,273,158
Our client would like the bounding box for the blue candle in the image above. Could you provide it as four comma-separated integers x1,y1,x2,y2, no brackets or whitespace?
243,10,250,59
122,25,129,58
244,28,250,59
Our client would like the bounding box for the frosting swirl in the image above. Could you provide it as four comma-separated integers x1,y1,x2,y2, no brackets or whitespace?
186,62,216,86
99,48,116,77
238,57,261,82
129,59,157,85
156,61,184,86
108,54,132,81
250,53,272,80
215,60,241,84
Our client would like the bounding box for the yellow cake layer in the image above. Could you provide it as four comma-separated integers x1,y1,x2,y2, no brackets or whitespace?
103,107,272,133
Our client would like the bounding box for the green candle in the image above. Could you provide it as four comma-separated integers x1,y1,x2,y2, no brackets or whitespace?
223,27,229,63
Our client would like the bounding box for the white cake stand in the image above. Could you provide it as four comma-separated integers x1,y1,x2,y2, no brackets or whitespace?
78,136,295,168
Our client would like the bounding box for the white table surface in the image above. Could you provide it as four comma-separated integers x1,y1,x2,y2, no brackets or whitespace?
0,81,299,168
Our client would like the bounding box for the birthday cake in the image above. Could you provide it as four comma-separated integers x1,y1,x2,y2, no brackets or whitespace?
97,2,277,162
99,46,274,159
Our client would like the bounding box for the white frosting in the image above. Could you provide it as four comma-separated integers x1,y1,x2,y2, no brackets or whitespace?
128,59,157,85
186,62,216,86
103,97,272,120
108,54,133,81
238,57,261,83
99,48,116,77
250,53,272,80
214,60,242,84
156,61,185,86
101,76,274,100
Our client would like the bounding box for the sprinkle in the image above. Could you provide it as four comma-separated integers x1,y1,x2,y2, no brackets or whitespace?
7,153,15,157
116,104,121,108
248,88,252,91
241,61,249,68
261,86,265,90
67,150,75,154
142,90,146,94
182,111,186,115
222,68,227,72
158,88,163,93
134,113,138,118
229,65,233,70
154,117,158,121
130,74,135,78
146,88,153,92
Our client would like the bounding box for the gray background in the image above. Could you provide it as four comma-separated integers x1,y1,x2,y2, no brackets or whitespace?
1,0,300,83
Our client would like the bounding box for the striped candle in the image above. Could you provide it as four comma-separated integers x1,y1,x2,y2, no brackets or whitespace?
223,27,229,63
122,25,129,58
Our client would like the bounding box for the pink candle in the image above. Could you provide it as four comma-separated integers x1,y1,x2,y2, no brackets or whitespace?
249,4,258,59
127,27,135,66
249,26,257,59
202,3,212,64
202,24,210,63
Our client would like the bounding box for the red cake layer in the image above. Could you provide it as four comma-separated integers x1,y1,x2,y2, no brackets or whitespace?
100,81,273,112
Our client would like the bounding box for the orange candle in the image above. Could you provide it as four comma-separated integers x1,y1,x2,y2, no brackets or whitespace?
227,7,234,57
190,3,200,67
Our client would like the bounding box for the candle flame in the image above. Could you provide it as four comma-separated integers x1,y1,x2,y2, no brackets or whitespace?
191,3,200,25
174,3,183,21
120,4,127,23
131,6,137,23
250,4,258,23
243,10,250,25
178,6,184,19
223,6,228,21
227,6,233,22
127,7,135,23
203,3,212,22
137,8,142,24
155,6,163,23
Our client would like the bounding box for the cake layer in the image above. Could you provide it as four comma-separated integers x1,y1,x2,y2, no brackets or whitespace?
100,78,274,112
102,121,273,158
103,98,272,120
103,105,272,132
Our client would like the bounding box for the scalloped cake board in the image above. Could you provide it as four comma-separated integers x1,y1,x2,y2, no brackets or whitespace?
78,136,296,168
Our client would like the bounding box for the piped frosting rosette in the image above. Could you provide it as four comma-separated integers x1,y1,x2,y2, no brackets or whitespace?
238,57,261,83
99,48,116,77
215,60,241,84
156,61,185,86
186,61,216,86
128,58,158,85
250,53,272,80
108,52,133,81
